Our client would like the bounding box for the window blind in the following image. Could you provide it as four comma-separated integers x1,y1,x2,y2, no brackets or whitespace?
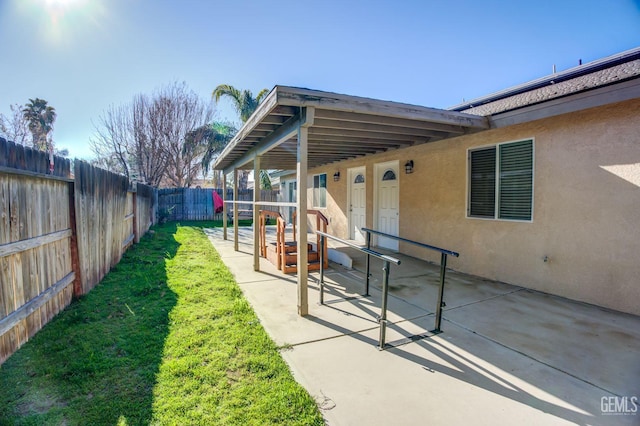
498,140,533,220
469,147,496,218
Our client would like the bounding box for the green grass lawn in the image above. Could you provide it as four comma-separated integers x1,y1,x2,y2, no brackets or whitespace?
0,221,324,425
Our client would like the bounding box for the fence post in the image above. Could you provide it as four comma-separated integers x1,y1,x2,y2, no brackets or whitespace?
132,185,139,243
67,181,83,296
151,188,157,225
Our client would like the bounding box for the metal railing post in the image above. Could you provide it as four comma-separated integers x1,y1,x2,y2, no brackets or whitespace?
365,231,371,296
315,230,400,350
378,260,391,350
433,253,448,333
319,234,325,305
362,227,458,335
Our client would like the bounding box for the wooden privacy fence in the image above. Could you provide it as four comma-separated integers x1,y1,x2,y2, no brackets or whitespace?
0,138,156,363
73,161,155,295
158,187,278,222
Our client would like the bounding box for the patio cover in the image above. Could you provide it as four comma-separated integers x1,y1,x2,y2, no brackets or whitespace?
214,86,489,172
212,86,489,315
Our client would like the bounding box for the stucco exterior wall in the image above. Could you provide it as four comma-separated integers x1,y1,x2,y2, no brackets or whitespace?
305,98,640,315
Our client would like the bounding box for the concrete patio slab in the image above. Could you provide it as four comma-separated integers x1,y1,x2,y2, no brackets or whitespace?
443,289,640,398
205,226,639,425
285,322,627,425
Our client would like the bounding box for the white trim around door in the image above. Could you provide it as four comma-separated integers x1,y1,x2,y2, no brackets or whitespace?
347,166,366,242
373,160,399,251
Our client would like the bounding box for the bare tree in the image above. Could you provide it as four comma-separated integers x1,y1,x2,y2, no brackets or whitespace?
131,93,169,186
151,84,214,187
0,104,30,145
91,82,213,187
91,103,133,178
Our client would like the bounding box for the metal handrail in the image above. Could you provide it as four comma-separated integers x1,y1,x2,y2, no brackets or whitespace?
316,231,401,265
361,228,459,257
316,230,400,350
360,228,460,335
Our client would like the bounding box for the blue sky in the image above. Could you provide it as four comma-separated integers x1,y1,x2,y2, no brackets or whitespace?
1,0,639,159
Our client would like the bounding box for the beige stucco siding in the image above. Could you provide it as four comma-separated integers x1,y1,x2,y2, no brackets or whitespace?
305,98,640,315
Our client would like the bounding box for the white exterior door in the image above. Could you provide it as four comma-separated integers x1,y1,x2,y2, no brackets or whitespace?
348,167,366,242
375,161,399,251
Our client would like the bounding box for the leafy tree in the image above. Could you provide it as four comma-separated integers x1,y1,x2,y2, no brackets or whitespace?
212,84,269,123
184,121,236,176
212,84,272,189
22,98,56,152
181,121,236,188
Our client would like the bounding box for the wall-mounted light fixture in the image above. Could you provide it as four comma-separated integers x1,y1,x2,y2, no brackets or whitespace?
404,160,414,174
333,171,341,182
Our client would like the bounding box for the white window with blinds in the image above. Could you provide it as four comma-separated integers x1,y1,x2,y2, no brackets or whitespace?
467,139,534,221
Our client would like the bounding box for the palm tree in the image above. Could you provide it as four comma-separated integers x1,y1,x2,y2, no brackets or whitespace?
22,98,56,152
212,84,269,123
212,85,273,190
184,121,236,176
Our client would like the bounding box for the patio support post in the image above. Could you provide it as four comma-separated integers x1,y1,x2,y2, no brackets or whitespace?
233,168,239,252
296,107,313,316
253,156,261,271
222,172,227,240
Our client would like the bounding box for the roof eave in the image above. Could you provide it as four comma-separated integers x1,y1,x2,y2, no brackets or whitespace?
449,46,640,112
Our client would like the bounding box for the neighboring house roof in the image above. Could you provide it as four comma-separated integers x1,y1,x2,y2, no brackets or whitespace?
450,47,640,116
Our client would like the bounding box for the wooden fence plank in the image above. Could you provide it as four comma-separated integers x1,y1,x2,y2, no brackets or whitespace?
73,160,141,295
0,256,9,319
0,229,72,258
67,182,82,296
0,141,156,363
8,177,26,315
0,175,9,320
157,187,279,222
0,167,73,183
122,234,135,249
0,272,74,336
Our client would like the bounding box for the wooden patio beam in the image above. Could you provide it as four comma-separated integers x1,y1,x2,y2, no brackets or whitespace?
314,109,468,134
312,118,449,138
309,127,421,142
277,87,489,129
223,113,301,175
